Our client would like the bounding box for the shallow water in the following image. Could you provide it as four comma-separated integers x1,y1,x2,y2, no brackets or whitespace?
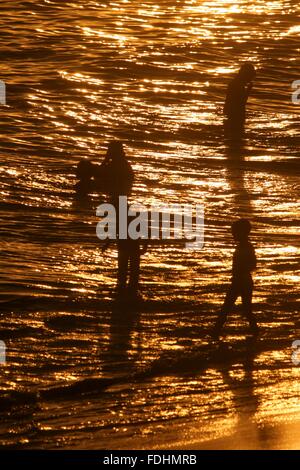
0,0,299,449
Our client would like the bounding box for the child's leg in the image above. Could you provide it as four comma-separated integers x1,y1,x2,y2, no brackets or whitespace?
213,283,239,333
241,281,258,331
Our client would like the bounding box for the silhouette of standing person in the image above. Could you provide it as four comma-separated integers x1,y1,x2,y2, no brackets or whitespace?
224,63,256,138
76,141,144,300
98,142,146,301
75,141,134,198
213,219,259,339
95,141,134,198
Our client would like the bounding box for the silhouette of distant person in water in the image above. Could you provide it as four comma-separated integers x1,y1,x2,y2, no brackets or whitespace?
75,141,134,198
213,219,259,339
224,63,256,138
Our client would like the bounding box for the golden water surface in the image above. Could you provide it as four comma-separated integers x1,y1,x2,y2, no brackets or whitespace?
0,0,299,449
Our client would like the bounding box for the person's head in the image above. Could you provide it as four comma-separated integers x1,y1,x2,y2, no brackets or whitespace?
238,62,256,83
76,158,94,181
106,141,125,162
231,218,252,242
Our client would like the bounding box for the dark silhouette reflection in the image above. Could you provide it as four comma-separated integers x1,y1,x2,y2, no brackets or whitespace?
224,141,253,217
220,343,259,424
219,341,281,449
116,239,143,299
102,306,142,373
213,219,258,339
224,62,256,140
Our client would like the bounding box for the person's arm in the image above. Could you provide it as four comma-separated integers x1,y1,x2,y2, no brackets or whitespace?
119,160,134,195
247,244,257,271
223,88,230,115
223,80,234,116
245,81,253,100
127,163,134,189
93,153,114,178
250,248,257,271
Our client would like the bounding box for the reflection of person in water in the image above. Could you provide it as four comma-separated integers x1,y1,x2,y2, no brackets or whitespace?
75,141,134,198
219,342,282,449
102,305,142,374
213,219,259,339
219,350,260,447
224,143,253,217
224,63,256,138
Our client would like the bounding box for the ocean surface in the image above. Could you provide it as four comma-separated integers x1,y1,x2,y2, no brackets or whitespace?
0,0,299,449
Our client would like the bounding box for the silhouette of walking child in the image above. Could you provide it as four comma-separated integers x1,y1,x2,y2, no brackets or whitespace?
224,62,256,137
213,219,259,339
